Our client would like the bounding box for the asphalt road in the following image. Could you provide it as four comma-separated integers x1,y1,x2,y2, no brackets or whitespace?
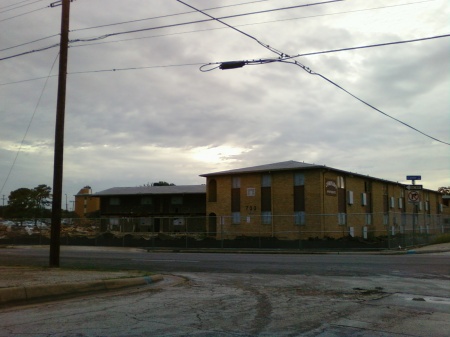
1,246,450,336
1,246,449,279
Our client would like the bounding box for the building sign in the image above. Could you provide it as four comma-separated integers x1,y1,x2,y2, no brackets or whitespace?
325,179,337,196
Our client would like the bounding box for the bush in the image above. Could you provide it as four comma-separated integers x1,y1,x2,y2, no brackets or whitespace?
432,234,450,244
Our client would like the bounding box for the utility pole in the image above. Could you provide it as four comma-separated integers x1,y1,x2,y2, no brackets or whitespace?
1,195,5,218
50,0,71,268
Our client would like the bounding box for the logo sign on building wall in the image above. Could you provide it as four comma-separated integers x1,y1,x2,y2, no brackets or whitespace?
325,179,338,196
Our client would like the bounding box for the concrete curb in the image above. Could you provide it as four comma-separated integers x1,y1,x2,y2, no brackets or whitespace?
0,274,163,306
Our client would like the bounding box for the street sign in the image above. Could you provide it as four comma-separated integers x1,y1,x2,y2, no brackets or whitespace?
407,191,420,203
405,184,423,190
406,175,421,181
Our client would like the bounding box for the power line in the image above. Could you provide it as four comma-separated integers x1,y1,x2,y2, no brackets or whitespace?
0,0,46,14
176,0,450,146
0,0,44,11
0,0,343,60
71,0,273,33
0,34,60,53
64,0,439,50
0,51,60,196
0,6,47,23
1,34,448,87
0,0,433,59
0,42,59,61
68,1,344,44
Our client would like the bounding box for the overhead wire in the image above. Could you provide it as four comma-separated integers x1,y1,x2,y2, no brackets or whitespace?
0,33,60,53
0,0,46,14
1,34,449,87
0,4,49,23
0,0,40,10
0,0,434,59
64,0,439,50
0,0,343,60
0,51,60,196
68,1,344,44
71,0,274,32
176,0,450,146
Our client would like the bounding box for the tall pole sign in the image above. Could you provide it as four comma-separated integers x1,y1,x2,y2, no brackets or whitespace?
50,0,71,268
406,175,422,204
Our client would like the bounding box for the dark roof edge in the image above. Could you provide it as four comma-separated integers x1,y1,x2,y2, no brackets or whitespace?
200,161,441,193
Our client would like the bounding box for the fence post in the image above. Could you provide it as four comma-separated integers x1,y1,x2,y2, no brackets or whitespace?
185,218,188,249
220,216,224,249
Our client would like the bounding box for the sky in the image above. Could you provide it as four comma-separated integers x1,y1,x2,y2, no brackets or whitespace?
0,0,449,209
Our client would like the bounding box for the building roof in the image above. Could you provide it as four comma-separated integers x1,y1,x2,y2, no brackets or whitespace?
199,160,441,193
94,185,206,196
200,161,324,177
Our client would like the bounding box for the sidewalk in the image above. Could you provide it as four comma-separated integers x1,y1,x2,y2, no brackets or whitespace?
0,266,163,307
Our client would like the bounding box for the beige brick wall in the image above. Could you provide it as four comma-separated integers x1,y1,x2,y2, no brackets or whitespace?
204,168,448,240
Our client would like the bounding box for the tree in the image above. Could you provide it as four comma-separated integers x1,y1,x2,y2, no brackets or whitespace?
438,186,450,195
140,181,175,187
151,181,175,186
5,185,52,220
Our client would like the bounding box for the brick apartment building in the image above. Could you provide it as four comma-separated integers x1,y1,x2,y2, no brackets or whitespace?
74,186,100,218
200,161,449,240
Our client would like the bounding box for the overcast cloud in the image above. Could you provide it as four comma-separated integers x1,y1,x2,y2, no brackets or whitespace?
1,0,449,208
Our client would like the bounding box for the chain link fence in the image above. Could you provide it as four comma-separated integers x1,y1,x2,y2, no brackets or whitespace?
1,212,449,250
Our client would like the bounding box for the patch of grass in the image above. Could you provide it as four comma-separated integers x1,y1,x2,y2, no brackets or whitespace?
431,234,450,245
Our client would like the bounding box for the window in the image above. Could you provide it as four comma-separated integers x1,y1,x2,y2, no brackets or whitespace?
398,198,403,209
261,174,272,213
232,176,240,188
247,188,256,197
232,212,241,224
261,174,271,187
261,211,272,225
109,197,120,205
294,172,305,186
294,173,305,213
337,176,345,189
208,179,217,202
347,190,354,205
171,196,183,205
390,197,395,208
365,214,372,225
141,197,152,205
361,193,367,206
294,211,305,225
338,213,346,225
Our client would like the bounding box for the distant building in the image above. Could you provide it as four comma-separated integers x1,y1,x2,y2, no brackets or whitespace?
200,161,449,240
74,186,100,218
94,185,206,233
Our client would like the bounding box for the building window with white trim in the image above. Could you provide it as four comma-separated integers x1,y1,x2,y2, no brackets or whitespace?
338,213,346,225
294,211,306,225
247,188,256,197
261,211,272,225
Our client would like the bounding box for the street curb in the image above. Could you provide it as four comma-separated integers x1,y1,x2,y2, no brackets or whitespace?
0,274,163,306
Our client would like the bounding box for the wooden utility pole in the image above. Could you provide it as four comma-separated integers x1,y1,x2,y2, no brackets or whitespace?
50,0,71,267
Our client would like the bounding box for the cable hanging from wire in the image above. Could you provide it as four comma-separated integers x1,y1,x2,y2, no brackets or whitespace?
177,0,450,146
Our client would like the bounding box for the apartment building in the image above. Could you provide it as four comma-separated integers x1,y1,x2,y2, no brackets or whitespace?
200,161,448,240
